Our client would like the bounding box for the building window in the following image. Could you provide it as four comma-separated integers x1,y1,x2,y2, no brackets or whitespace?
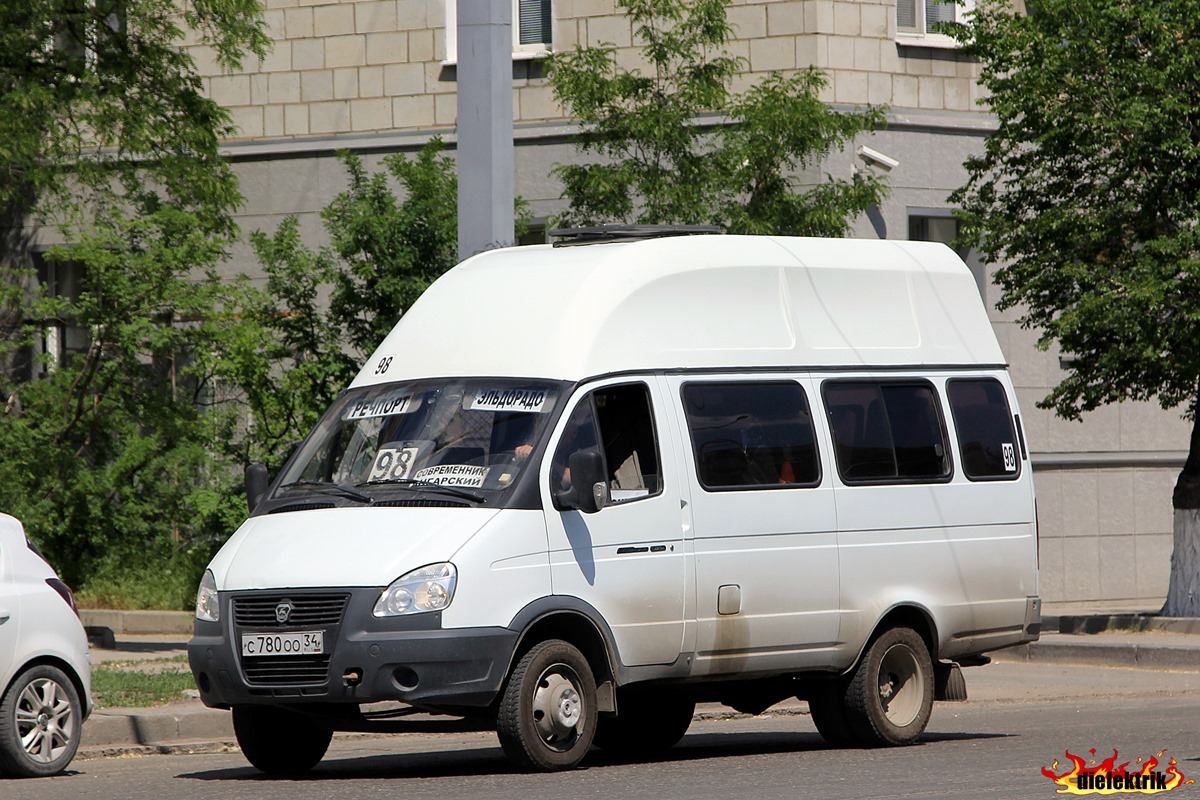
909,208,987,302
444,0,553,64
896,0,974,48
50,0,127,76
32,254,88,375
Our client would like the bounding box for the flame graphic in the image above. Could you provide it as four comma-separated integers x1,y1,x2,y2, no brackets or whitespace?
1042,750,1194,795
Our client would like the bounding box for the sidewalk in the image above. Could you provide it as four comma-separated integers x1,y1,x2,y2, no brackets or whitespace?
77,603,1200,758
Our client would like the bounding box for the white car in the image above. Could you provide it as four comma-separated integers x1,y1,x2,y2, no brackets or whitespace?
0,514,92,778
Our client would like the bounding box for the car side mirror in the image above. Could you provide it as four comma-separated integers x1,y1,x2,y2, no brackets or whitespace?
557,448,608,514
245,463,269,514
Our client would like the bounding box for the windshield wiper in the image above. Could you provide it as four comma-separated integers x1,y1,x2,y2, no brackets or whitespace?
356,478,485,504
279,480,373,505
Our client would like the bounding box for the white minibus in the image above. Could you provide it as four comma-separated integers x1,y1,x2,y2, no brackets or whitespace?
189,229,1039,773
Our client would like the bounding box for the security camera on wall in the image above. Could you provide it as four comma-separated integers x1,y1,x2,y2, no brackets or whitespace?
856,145,900,171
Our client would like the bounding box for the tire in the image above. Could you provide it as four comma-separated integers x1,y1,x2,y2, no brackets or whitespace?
496,639,597,771
592,688,694,755
232,705,332,775
843,626,933,747
0,665,83,778
806,685,855,748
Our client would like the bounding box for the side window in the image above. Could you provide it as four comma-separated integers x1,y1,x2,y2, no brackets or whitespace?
551,383,661,504
823,381,951,483
682,382,819,490
947,379,1021,480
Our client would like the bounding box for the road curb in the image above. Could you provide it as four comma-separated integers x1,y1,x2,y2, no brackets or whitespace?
993,640,1200,671
83,705,234,749
81,609,194,636
1051,614,1200,635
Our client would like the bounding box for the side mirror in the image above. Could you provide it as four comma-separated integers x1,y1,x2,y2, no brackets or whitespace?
245,463,269,514
558,449,608,514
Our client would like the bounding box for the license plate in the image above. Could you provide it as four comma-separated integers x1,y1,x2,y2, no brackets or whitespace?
240,630,324,657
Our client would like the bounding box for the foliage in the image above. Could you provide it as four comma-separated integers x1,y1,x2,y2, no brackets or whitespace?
0,0,268,230
243,138,489,471
0,207,253,598
949,1,1200,498
547,0,886,235
243,139,460,465
325,141,461,355
0,0,271,604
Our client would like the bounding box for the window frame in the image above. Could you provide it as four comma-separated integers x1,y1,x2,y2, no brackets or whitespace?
945,377,1023,482
821,378,954,486
895,0,975,50
550,381,664,509
443,0,553,65
680,380,822,493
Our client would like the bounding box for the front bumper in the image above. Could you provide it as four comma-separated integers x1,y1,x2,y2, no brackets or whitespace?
187,587,518,710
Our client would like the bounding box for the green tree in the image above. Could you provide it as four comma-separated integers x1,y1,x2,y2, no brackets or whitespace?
0,0,268,606
949,0,1200,615
325,143,460,355
242,140,478,470
0,0,268,229
547,0,887,235
0,206,252,606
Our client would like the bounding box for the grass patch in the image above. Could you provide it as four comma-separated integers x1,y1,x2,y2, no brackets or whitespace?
91,658,196,708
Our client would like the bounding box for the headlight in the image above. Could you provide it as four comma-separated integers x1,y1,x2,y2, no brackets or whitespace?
195,569,219,622
373,563,457,617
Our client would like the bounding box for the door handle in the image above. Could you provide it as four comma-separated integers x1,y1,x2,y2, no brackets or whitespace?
0,612,10,625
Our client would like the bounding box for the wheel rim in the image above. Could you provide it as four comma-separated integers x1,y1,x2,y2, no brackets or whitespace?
15,677,75,764
530,663,585,752
877,643,925,728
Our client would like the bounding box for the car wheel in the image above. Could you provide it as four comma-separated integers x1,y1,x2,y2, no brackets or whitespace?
496,639,596,771
232,705,332,775
593,688,694,755
843,626,933,746
806,685,856,748
0,665,83,778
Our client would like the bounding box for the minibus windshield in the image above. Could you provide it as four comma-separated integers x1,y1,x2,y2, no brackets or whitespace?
275,379,563,504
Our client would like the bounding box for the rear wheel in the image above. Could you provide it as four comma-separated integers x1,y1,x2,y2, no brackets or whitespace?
593,688,694,755
0,665,82,778
843,626,933,746
806,686,855,748
496,639,597,772
232,705,332,775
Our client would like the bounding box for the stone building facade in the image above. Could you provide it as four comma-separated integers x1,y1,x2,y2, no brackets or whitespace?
169,1,1192,607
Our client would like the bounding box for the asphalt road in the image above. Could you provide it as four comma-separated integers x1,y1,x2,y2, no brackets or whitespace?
19,660,1200,800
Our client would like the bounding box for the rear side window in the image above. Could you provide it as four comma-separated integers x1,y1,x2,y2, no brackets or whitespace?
947,379,1020,480
682,382,819,490
823,381,950,483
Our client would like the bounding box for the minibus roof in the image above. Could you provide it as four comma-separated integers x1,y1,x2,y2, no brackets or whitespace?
351,235,1005,386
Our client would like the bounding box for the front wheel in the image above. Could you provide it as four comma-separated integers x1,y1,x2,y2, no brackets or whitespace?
232,705,332,775
0,665,83,778
496,639,597,772
843,626,934,746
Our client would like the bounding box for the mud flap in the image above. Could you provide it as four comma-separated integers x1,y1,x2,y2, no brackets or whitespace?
934,662,968,701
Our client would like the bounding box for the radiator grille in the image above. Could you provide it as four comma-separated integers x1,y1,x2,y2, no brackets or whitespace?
233,593,350,687
240,655,333,686
233,593,348,627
